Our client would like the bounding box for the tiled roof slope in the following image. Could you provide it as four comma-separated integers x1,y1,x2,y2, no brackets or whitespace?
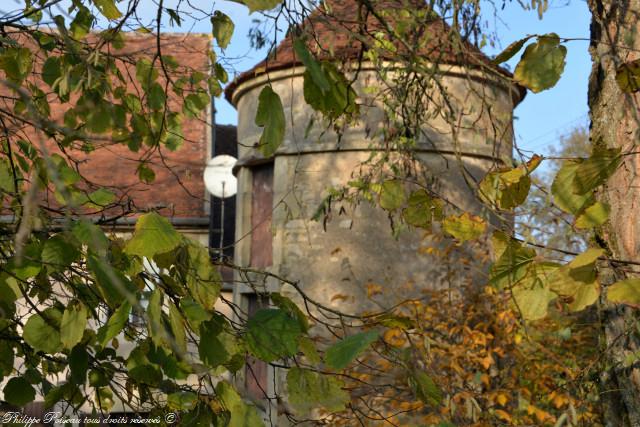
226,0,524,103
1,32,211,220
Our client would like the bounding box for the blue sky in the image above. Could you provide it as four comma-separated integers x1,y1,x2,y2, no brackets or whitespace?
488,0,591,157
208,0,592,157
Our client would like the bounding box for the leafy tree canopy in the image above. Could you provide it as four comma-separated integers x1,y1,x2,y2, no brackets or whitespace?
0,0,639,425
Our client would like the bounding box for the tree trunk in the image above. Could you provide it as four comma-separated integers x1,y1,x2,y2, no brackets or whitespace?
588,1,640,425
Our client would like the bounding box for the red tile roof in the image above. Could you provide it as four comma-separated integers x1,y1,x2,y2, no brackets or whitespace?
1,32,213,221
226,0,524,103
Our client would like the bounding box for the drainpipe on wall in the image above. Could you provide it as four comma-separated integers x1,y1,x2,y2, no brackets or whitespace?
208,97,217,253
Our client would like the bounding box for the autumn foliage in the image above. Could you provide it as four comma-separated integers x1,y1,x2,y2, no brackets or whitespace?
329,285,601,426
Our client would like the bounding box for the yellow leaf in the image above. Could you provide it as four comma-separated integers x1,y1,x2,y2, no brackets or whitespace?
480,354,493,370
551,393,570,409
495,409,512,422
568,282,599,312
496,393,509,406
480,373,491,387
443,212,487,242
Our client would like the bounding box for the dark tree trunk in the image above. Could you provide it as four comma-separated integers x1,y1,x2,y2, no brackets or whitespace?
588,1,640,425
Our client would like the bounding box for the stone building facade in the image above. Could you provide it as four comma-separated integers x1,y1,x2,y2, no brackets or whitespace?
224,0,525,419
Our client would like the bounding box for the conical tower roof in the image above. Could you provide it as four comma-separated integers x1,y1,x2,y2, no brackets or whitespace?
225,0,525,103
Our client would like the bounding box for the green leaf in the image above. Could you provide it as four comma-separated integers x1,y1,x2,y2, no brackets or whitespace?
87,188,115,207
379,180,405,211
287,367,349,414
216,381,265,427
89,369,110,387
181,403,215,425
0,158,15,193
167,392,198,411
377,313,414,330
184,92,210,118
135,58,158,87
166,8,182,26
69,345,89,385
548,249,599,298
443,212,487,242
293,39,330,92
44,384,65,409
616,59,640,93
198,318,229,368
0,47,33,84
575,201,610,229
572,148,621,195
255,86,285,157
303,62,358,119
270,293,309,332
70,6,94,39
607,278,640,306
96,301,131,347
214,63,228,83
87,255,137,307
3,377,35,407
489,240,536,289
298,336,321,364
137,163,156,183
512,284,556,321
491,230,510,260
514,33,566,93
499,174,531,209
0,341,14,376
570,247,604,269
23,309,62,354
402,189,434,228
185,242,221,311
168,300,187,353
180,298,211,330
42,233,80,270
408,370,442,406
147,82,166,110
245,308,302,362
0,274,19,304
147,287,166,347
42,56,62,87
124,212,182,258
93,0,122,20
211,11,234,49
325,330,378,370
551,160,594,214
568,282,600,312
8,243,41,280
96,387,114,411
492,36,532,64
61,302,88,349
479,157,540,210
129,364,162,386
234,0,282,13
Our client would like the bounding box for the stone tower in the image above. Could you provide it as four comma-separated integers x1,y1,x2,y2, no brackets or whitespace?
225,2,524,406
225,0,524,313
226,0,524,418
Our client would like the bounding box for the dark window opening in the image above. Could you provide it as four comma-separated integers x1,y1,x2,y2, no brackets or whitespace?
250,163,274,269
210,125,238,267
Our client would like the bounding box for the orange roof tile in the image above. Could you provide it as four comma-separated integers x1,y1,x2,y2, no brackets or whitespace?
226,0,524,103
1,32,213,221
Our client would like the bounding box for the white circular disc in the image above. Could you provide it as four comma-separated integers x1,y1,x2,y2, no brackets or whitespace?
204,155,237,198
